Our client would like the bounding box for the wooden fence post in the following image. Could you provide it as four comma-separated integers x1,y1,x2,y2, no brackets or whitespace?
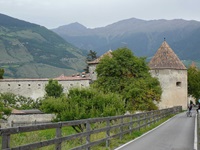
155,110,158,122
106,119,110,148
2,133,10,149
129,116,133,135
55,123,62,150
137,114,140,131
145,113,148,128
150,111,153,126
153,111,155,124
86,121,91,150
120,117,123,140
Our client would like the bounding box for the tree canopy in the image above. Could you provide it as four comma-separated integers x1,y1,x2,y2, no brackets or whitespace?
0,68,4,79
84,50,98,73
92,47,162,111
87,50,97,61
0,92,41,119
40,88,125,132
45,79,64,98
188,64,200,101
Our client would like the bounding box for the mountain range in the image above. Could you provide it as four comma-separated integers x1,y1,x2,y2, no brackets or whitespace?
1,13,200,79
52,18,200,62
0,13,87,78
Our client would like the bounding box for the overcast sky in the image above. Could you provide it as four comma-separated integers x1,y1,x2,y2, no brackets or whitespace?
0,0,199,29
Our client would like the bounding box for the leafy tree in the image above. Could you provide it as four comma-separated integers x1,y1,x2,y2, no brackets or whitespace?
0,92,16,107
92,47,162,111
0,68,4,79
45,79,64,98
40,88,125,132
87,50,97,61
0,101,11,119
84,50,98,73
0,92,41,119
188,65,200,101
0,92,41,110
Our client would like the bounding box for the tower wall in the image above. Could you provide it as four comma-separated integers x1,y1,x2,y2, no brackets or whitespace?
150,69,188,110
88,64,97,81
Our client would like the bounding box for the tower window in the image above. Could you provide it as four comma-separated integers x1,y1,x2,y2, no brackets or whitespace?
176,82,181,87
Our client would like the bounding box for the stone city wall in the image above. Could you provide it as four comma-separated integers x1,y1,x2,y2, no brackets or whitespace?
0,78,90,99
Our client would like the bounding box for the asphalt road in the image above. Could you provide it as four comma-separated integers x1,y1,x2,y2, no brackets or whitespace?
115,110,195,150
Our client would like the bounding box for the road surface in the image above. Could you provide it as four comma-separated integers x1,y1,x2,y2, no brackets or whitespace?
115,110,196,150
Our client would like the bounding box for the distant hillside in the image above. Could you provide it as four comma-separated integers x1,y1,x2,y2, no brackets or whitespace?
52,18,200,62
0,13,87,78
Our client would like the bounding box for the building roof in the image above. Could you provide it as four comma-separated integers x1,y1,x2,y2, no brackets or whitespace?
87,50,112,64
11,109,43,115
54,73,90,80
148,41,187,70
0,73,91,82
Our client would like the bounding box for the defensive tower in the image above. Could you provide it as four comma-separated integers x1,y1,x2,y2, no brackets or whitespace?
149,40,187,109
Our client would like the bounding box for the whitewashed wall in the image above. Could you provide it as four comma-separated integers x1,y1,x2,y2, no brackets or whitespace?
0,78,90,99
150,69,188,110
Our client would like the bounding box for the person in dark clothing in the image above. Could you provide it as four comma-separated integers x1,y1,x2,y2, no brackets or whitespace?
188,104,193,112
187,104,193,117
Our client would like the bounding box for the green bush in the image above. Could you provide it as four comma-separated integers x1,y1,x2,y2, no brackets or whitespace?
40,88,125,132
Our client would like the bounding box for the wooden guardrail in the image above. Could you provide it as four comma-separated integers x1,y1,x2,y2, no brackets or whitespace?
0,106,181,150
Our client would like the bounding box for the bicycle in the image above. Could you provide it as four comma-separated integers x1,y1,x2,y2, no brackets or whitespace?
186,110,192,117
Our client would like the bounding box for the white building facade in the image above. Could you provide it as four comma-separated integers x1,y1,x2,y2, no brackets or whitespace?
0,74,91,100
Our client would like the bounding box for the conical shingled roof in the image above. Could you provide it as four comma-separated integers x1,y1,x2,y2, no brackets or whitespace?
148,41,186,70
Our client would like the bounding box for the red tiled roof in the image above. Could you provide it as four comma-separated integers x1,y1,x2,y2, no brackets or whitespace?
11,109,25,114
148,41,187,70
11,109,43,114
0,74,91,82
54,73,90,80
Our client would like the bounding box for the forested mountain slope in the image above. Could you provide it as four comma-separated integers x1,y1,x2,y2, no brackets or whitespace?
0,13,87,78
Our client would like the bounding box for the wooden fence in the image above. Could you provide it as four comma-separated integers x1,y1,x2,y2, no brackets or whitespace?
0,106,181,150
